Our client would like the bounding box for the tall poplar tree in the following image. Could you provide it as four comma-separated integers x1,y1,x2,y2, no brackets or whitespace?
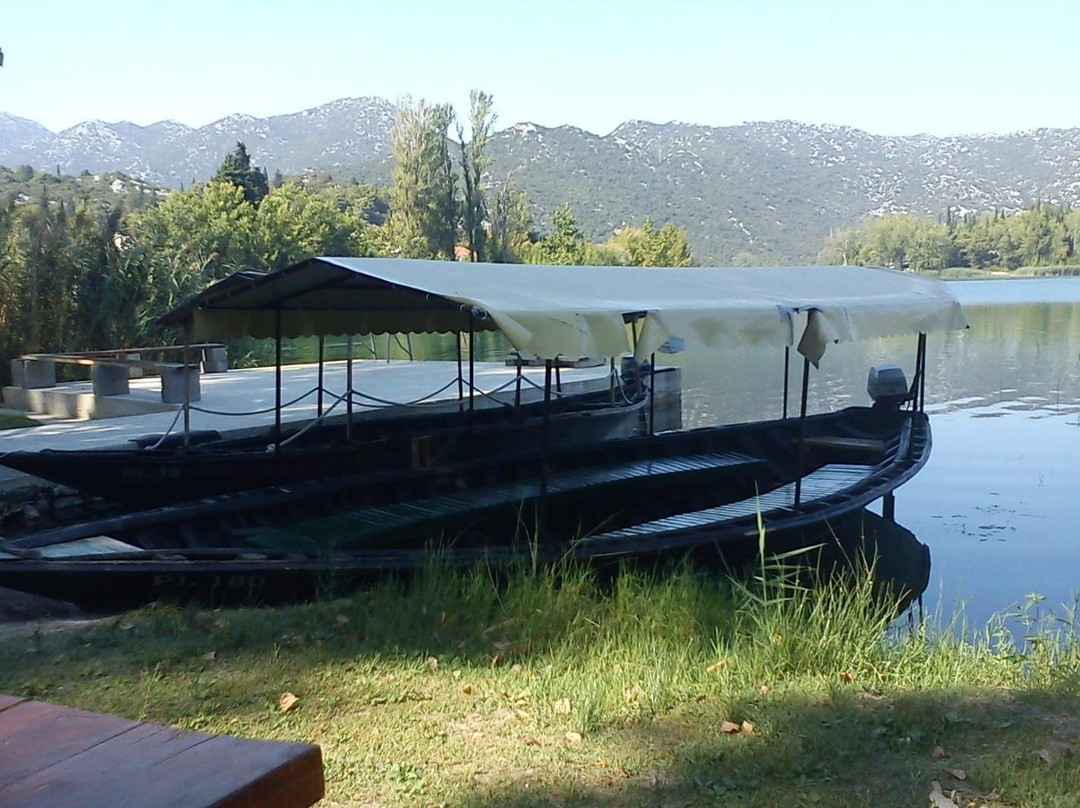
457,90,495,262
388,98,456,259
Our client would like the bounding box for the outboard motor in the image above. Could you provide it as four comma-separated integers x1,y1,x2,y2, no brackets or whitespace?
867,363,910,410
620,355,650,399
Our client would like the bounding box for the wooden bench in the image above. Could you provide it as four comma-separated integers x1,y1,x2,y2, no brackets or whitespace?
0,695,324,808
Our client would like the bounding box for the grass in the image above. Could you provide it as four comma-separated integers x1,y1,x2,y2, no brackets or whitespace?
2,561,1079,807
0,412,39,430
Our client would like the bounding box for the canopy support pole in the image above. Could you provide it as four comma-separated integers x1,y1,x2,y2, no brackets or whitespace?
555,361,562,395
316,335,325,418
918,332,927,412
538,359,553,537
514,357,522,417
182,324,192,449
274,307,282,459
609,358,616,403
456,334,464,408
346,335,354,442
782,346,791,419
468,311,476,425
649,352,657,435
792,355,811,512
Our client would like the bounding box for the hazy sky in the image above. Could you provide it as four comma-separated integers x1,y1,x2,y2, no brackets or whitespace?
2,0,1076,137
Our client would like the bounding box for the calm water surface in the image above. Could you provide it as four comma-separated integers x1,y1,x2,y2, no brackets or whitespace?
673,277,1080,627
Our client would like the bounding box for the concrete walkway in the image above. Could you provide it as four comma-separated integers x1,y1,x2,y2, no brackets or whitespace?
0,359,611,457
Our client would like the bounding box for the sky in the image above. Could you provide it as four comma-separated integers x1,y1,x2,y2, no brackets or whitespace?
1,0,1078,138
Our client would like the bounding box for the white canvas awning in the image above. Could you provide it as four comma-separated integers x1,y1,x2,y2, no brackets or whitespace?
158,257,968,363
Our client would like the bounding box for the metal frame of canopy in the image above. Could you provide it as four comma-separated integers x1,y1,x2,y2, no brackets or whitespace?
157,259,965,517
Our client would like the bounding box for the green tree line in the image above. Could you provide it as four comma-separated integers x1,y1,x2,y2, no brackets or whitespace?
0,92,695,379
819,204,1080,272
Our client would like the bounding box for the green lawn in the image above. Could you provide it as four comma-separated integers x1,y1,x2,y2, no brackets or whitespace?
2,564,1077,807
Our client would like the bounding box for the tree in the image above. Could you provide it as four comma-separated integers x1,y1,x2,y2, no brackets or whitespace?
457,90,496,262
533,204,586,265
489,174,533,263
213,142,270,207
387,98,456,259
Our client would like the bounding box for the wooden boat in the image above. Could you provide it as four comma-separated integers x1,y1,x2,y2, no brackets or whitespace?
0,403,927,607
0,258,968,607
0,376,655,506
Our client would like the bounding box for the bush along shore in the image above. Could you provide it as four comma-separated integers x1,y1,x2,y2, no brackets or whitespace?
1,561,1078,807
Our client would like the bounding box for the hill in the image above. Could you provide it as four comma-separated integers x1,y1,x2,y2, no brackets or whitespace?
4,99,1080,262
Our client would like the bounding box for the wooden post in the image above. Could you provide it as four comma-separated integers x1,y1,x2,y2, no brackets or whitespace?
883,491,896,522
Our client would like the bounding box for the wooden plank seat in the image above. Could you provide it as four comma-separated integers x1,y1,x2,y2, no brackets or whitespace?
0,696,324,808
254,451,764,544
581,463,873,543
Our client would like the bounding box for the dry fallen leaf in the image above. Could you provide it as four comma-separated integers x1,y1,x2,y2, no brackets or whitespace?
759,685,769,696
741,720,755,735
839,671,854,684
623,685,645,704
461,683,473,695
278,692,300,713
705,660,726,673
932,745,949,759
720,720,742,734
564,731,583,745
553,698,571,715
426,656,439,670
928,780,958,807
201,651,216,661
945,767,967,781
523,736,541,747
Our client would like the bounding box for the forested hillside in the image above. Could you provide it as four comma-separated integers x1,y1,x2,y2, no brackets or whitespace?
5,98,1080,263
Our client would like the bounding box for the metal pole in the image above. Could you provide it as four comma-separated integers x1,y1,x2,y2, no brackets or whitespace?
609,357,616,403
317,335,325,418
514,356,522,417
782,346,790,419
918,333,927,412
346,335,354,442
649,352,657,435
555,361,562,395
456,333,464,407
274,308,283,459
538,359,553,535
792,356,811,511
468,311,476,422
182,324,192,448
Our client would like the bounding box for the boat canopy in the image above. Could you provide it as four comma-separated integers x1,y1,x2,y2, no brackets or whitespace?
158,257,968,363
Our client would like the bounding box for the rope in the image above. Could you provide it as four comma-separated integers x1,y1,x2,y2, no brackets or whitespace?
190,386,319,417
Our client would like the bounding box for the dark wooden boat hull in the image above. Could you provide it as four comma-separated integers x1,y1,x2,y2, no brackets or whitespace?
0,510,928,610
0,380,654,506
0,406,930,608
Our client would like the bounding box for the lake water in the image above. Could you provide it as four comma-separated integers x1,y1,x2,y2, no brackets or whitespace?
671,277,1080,628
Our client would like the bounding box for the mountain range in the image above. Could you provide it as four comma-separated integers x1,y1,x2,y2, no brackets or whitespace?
3,97,1080,264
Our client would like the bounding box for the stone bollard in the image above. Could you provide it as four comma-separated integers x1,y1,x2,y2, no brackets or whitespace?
12,358,57,389
91,363,130,397
202,345,228,373
160,364,201,404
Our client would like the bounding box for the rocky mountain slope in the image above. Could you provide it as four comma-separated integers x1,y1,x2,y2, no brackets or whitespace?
3,98,1079,263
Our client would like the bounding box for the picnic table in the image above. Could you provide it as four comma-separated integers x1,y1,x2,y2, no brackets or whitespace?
0,695,323,808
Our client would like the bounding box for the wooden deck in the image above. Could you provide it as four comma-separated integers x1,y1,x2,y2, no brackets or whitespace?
0,695,324,808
